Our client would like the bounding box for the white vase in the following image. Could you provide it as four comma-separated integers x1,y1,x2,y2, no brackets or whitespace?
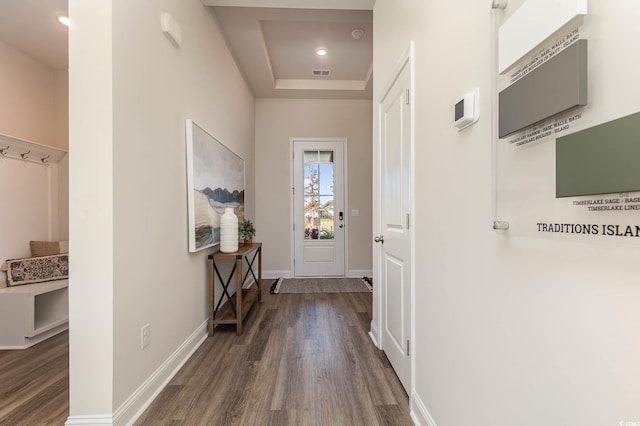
220,207,238,253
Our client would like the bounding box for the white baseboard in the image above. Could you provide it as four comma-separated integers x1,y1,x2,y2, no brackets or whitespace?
264,270,372,280
410,390,437,426
66,320,208,426
368,320,381,349
347,269,373,278
263,270,292,279
65,415,113,425
113,320,208,425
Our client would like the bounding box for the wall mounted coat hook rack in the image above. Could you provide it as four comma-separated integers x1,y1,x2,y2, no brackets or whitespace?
0,133,67,165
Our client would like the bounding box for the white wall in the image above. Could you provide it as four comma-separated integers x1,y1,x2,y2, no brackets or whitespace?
54,70,70,151
68,0,114,417
255,99,372,277
0,40,68,283
0,160,61,275
0,40,63,148
55,71,70,241
69,0,255,421
373,1,640,425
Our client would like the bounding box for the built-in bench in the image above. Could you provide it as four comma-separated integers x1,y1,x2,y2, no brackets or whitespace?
0,279,68,349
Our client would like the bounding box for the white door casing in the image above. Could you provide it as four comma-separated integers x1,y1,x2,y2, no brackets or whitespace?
376,53,413,393
292,139,346,277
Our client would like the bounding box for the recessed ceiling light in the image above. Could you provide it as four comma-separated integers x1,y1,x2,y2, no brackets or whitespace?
315,48,328,57
58,16,70,27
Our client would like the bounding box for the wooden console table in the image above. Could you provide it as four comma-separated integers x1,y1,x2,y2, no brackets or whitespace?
207,242,262,336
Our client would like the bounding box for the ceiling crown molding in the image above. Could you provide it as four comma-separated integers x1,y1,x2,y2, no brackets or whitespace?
202,0,375,10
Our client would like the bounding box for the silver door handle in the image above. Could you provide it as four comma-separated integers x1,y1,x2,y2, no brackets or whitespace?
374,235,384,243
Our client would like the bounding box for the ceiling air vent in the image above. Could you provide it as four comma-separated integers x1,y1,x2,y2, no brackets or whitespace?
312,69,331,77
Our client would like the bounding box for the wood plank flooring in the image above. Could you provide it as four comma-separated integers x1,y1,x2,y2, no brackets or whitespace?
136,285,412,425
0,331,69,425
0,282,412,425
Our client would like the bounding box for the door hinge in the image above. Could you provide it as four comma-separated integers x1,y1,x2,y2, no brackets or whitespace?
293,223,295,231
292,186,295,195
407,339,410,356
406,88,410,105
406,213,410,230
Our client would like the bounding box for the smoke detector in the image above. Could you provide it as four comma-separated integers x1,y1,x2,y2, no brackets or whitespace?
351,28,365,40
491,0,508,9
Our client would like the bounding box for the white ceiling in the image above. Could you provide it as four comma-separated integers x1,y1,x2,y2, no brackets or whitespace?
0,0,374,99
0,0,68,70
212,6,373,99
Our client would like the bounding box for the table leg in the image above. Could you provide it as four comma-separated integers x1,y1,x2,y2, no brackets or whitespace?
258,246,262,301
236,256,243,336
208,258,214,336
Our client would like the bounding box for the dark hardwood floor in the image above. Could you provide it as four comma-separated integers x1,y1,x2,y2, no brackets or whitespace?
0,282,412,425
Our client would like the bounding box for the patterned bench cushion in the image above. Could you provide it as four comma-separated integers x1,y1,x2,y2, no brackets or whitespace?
1,254,68,287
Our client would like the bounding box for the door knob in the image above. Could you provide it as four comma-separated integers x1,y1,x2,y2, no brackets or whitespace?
374,235,384,243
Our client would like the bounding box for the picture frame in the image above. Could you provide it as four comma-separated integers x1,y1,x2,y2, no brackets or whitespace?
185,119,245,252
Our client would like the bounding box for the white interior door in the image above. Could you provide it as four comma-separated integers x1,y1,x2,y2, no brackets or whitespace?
293,140,345,277
378,61,412,392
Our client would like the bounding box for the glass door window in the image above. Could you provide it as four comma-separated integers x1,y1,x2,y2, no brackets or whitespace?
303,150,335,240
293,139,345,277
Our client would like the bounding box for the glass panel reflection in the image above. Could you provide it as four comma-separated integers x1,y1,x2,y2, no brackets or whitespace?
304,163,319,196
303,150,335,240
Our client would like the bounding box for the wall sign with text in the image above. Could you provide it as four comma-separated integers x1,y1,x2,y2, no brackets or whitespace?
537,222,640,238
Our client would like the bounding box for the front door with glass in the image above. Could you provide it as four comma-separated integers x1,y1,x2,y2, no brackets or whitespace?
293,140,345,277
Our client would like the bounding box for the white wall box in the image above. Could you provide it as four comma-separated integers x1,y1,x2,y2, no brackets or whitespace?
0,280,68,349
454,88,480,131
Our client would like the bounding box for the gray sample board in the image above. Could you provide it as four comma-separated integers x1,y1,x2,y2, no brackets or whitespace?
556,111,640,198
499,40,588,138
